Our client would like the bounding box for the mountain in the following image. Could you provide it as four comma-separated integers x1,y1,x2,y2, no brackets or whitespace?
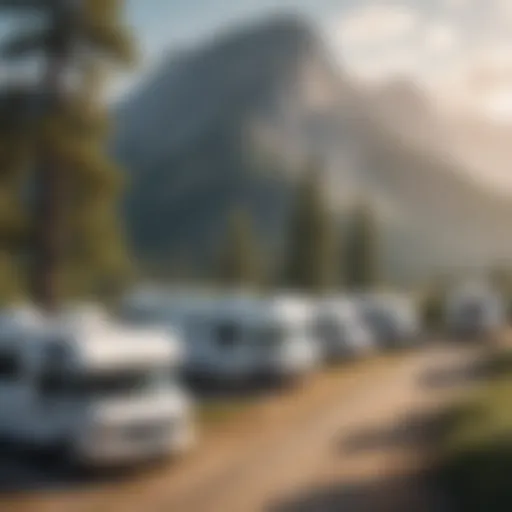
114,16,345,268
113,15,512,281
444,114,512,194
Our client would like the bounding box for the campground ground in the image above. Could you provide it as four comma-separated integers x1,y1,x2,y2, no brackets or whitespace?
0,340,486,512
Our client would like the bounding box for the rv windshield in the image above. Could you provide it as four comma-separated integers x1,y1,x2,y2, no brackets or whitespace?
314,315,343,343
255,324,286,346
40,367,175,399
121,305,160,327
363,305,393,330
83,369,174,398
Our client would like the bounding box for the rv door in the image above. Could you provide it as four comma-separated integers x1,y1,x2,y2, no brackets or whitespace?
0,341,26,439
29,339,84,446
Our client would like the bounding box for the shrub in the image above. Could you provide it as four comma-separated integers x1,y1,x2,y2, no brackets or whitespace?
439,350,512,511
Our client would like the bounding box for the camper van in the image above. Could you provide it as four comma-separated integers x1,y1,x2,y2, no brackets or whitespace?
446,283,506,340
182,295,321,383
314,298,375,361
122,292,321,384
358,293,421,348
0,306,195,467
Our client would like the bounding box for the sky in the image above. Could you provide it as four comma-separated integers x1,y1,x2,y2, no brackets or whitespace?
122,0,512,121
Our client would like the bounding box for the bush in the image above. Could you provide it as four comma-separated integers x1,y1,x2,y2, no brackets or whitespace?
421,289,445,330
439,351,512,511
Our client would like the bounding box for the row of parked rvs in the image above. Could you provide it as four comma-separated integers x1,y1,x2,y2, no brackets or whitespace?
119,290,422,383
0,283,505,468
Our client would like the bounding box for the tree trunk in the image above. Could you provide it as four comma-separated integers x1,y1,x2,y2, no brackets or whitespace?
33,157,65,311
32,38,68,312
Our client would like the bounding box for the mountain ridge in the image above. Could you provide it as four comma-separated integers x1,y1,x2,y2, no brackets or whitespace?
113,15,512,280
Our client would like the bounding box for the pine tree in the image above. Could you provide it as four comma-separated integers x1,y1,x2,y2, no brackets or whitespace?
283,165,338,294
345,201,380,291
421,276,449,329
0,87,33,303
217,208,264,290
0,175,27,303
0,0,135,309
60,62,133,300
0,176,26,304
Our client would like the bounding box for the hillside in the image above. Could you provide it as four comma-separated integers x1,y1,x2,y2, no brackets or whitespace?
113,15,512,280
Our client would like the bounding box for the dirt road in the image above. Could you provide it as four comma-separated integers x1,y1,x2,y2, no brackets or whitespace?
0,342,484,512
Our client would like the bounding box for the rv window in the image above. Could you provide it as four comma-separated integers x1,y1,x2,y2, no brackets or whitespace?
43,340,69,367
255,325,285,345
122,306,159,326
0,350,21,380
215,323,240,349
39,368,174,399
84,370,170,397
314,316,342,343
39,373,68,396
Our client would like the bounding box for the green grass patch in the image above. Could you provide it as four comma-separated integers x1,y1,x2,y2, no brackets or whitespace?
483,348,512,380
198,399,256,427
438,348,512,511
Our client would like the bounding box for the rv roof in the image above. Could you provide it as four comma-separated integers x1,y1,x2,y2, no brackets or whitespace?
60,302,108,317
187,295,315,326
449,282,501,308
47,317,181,372
0,305,45,334
123,291,316,328
317,297,359,318
81,329,176,372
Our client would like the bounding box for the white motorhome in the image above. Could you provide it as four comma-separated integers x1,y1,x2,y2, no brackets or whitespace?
122,292,321,383
357,293,421,348
185,295,321,382
446,283,506,339
314,298,375,361
0,305,195,467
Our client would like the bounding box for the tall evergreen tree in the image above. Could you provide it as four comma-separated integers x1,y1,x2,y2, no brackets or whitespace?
0,173,27,303
0,176,26,304
0,87,34,303
283,165,338,294
60,62,133,300
344,201,380,291
217,207,264,290
0,0,135,309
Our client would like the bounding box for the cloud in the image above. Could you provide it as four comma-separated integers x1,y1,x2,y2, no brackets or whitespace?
346,46,420,82
424,23,459,53
335,4,419,47
432,37,512,114
453,41,512,94
495,0,512,21
327,0,512,118
444,0,469,10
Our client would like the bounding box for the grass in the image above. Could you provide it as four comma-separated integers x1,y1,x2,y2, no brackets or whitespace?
198,399,256,426
437,347,512,512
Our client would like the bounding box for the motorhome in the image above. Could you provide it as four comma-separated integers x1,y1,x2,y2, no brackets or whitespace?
122,292,321,384
183,295,321,383
357,293,421,348
446,283,506,339
314,298,375,361
0,306,195,467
